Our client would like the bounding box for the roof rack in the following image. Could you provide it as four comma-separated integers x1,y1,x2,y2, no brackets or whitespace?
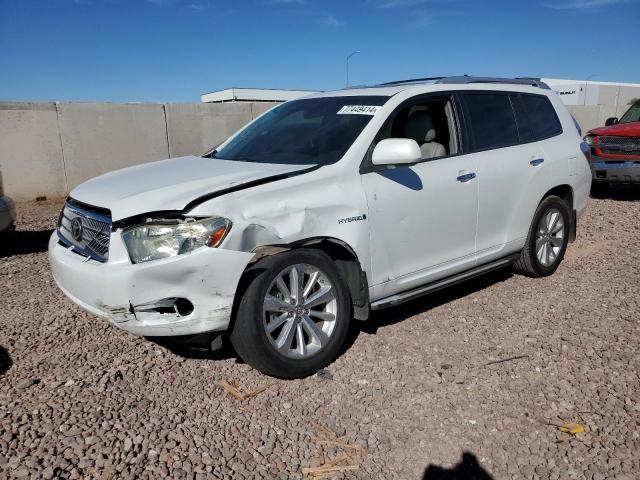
379,76,445,86
376,75,550,90
437,76,550,89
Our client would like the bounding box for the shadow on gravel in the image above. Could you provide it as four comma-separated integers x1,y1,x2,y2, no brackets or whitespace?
590,184,640,201
0,346,12,375
355,267,513,338
423,452,494,480
150,268,513,370
0,229,53,258
147,335,242,363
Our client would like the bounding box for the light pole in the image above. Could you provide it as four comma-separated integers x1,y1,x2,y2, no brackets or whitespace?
346,51,361,87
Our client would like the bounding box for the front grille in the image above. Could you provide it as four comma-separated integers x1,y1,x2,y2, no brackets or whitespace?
58,200,112,262
598,136,640,157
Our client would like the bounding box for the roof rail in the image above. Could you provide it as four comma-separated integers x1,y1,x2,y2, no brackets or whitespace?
379,76,444,86
374,75,550,89
436,76,550,89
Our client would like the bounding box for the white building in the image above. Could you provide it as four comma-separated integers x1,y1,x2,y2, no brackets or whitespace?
542,78,640,107
201,88,317,104
542,78,640,133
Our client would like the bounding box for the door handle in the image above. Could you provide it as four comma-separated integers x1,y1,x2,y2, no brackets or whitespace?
456,172,476,182
530,158,544,166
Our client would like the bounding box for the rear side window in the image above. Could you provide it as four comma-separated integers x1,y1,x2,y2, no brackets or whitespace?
462,93,519,151
513,94,562,142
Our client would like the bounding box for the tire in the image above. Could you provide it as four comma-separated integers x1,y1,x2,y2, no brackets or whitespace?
230,249,351,378
514,195,571,278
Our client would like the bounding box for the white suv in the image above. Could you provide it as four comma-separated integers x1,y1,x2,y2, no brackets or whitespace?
0,170,16,234
49,77,591,378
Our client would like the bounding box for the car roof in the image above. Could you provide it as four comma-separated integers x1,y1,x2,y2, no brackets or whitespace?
305,76,552,100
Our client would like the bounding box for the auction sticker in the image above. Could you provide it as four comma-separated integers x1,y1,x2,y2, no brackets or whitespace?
337,105,382,115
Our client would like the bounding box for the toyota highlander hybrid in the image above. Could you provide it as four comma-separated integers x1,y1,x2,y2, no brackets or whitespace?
49,76,591,378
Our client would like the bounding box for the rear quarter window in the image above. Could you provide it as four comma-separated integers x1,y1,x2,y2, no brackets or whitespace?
512,93,563,143
462,93,519,151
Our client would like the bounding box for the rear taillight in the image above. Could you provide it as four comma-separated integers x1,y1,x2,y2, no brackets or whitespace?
580,142,591,163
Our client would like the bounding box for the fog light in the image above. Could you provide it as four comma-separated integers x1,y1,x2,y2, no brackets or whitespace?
132,297,194,318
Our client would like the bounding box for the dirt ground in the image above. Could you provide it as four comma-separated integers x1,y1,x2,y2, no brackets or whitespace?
1,188,639,480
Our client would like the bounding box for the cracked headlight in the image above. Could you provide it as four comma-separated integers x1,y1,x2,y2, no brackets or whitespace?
122,217,231,264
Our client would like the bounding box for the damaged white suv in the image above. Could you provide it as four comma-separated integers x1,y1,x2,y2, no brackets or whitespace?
49,77,591,378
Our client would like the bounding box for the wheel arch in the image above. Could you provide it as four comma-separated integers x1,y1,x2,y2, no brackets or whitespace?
232,237,370,325
540,184,574,209
539,184,576,242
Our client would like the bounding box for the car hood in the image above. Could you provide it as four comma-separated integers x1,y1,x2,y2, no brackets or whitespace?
588,121,640,137
70,156,312,221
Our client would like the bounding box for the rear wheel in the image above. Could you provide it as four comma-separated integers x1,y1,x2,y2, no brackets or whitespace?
514,195,570,278
230,249,351,378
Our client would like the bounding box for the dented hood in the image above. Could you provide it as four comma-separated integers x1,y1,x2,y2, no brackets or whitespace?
69,156,311,221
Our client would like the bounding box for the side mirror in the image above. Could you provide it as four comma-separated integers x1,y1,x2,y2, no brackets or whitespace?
371,138,422,166
605,117,619,126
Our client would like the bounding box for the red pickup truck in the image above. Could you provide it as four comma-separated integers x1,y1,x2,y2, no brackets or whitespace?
585,99,640,192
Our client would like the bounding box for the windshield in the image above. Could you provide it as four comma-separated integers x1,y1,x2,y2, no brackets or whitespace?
619,101,640,124
211,96,389,165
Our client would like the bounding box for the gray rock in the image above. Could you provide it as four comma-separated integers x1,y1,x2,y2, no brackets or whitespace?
15,379,39,390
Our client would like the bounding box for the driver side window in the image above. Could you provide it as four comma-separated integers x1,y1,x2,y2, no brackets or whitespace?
380,97,459,161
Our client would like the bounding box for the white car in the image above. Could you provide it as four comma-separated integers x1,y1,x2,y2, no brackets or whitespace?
0,170,16,233
49,77,591,378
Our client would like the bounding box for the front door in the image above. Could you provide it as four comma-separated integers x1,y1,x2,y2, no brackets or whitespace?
361,94,479,299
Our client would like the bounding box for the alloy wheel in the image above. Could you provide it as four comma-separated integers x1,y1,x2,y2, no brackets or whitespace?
262,263,338,359
535,208,565,267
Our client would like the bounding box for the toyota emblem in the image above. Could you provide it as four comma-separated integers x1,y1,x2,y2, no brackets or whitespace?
71,217,84,242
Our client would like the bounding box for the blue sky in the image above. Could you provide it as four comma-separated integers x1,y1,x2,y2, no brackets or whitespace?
1,0,639,102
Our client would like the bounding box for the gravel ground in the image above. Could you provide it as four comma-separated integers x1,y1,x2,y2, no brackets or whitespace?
1,188,639,480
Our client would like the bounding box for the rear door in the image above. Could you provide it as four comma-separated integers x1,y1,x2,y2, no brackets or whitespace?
460,92,555,265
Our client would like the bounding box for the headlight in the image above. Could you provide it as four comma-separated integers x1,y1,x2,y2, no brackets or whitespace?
122,217,231,264
584,135,597,145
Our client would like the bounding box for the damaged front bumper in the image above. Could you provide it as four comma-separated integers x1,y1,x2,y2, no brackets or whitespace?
48,231,255,337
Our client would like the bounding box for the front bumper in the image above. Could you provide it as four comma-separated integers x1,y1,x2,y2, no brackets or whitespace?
590,155,640,183
0,196,16,232
48,231,255,337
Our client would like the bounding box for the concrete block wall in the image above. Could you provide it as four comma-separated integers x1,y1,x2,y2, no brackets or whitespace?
0,101,278,200
58,103,170,189
567,105,615,135
166,103,250,158
0,103,67,199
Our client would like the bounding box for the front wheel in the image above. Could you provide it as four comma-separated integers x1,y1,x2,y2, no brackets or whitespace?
230,249,351,378
514,195,570,278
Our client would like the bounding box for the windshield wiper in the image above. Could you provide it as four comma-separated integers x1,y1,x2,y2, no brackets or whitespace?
228,156,261,163
204,151,260,162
